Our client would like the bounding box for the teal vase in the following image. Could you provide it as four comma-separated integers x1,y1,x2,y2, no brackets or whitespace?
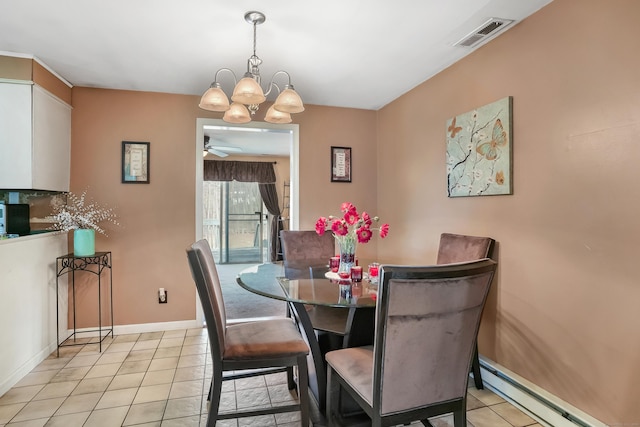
74,229,95,256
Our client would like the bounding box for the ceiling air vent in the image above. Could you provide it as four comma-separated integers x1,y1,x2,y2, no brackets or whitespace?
454,18,515,48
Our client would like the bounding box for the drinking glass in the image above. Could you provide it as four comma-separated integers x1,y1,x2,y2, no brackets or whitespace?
368,262,380,285
329,256,340,273
351,265,363,282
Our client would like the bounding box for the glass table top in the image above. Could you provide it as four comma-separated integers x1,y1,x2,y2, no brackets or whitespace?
236,264,377,308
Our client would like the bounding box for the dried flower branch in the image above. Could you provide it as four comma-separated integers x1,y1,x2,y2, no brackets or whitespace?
50,190,119,236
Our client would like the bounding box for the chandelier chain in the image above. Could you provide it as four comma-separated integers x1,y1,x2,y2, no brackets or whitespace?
253,20,258,58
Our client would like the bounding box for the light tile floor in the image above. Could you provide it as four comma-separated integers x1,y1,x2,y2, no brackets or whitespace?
0,328,545,427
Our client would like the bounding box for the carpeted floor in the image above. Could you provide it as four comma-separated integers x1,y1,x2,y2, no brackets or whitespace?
216,262,288,319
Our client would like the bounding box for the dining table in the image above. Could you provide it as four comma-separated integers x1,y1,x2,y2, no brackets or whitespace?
236,263,379,414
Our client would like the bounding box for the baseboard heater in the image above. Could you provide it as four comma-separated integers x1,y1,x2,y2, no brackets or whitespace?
478,357,607,427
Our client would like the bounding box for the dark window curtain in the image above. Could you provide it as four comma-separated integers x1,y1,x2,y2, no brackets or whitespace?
204,160,281,261
259,183,283,262
203,160,275,183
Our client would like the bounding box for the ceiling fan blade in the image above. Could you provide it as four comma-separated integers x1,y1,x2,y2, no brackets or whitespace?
207,148,229,158
211,145,243,153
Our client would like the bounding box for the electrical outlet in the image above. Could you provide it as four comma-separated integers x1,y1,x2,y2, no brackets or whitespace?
158,288,167,304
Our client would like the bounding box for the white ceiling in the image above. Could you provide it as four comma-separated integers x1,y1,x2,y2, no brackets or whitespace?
204,124,294,158
0,0,552,156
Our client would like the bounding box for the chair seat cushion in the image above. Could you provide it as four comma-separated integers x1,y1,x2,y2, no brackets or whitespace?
224,318,309,359
326,346,374,406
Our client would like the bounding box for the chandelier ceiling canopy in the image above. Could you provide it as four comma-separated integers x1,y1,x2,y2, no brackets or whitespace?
199,11,304,125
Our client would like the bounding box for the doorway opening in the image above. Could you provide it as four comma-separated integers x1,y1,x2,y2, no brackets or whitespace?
195,118,299,321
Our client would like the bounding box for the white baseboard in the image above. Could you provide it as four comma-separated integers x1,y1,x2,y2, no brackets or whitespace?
114,319,202,335
66,318,291,338
227,315,288,325
478,356,607,427
65,319,202,338
0,341,58,397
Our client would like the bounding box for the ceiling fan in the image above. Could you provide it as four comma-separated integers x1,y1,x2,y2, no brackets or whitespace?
203,135,243,158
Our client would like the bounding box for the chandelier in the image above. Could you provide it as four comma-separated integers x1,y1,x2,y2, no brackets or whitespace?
198,11,305,124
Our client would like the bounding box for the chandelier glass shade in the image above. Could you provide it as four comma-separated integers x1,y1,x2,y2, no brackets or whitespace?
264,105,292,124
231,77,266,105
199,11,304,124
198,83,229,112
223,102,251,124
273,88,305,114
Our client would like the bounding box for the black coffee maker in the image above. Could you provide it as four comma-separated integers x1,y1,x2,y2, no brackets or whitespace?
4,204,31,236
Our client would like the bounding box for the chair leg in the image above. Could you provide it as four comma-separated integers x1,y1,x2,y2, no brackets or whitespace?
206,374,223,427
471,342,483,389
298,355,310,427
287,366,296,391
453,407,466,427
286,303,300,392
326,365,339,427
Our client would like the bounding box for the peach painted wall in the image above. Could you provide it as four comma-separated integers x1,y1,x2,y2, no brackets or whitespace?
70,88,376,327
0,55,72,103
32,61,72,105
376,0,640,424
296,105,379,262
0,56,31,80
71,88,203,327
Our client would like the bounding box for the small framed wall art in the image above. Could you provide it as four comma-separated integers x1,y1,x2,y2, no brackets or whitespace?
331,146,352,183
446,96,513,197
122,141,150,184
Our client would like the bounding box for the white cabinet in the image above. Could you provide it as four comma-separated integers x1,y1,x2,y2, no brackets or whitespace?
0,82,71,191
0,232,68,395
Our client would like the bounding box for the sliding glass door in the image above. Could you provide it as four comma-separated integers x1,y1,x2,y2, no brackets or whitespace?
203,180,267,264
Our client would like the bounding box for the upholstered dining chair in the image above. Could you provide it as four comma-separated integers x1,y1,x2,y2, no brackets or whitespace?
437,232,495,389
280,230,335,279
325,259,498,427
186,239,310,427
280,230,352,348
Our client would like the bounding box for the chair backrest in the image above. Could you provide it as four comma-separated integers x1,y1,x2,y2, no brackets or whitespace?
280,230,335,279
373,259,497,415
186,239,226,363
436,232,494,264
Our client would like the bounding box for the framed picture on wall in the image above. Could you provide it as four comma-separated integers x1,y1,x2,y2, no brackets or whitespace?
446,96,513,197
331,146,351,182
122,141,150,183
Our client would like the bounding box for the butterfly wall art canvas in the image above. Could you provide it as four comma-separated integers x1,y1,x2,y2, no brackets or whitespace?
446,96,513,197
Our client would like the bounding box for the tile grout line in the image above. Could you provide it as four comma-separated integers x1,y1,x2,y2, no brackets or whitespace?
0,327,536,427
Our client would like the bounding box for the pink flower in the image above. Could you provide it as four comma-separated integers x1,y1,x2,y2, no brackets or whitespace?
344,210,359,226
315,217,327,235
331,219,348,236
341,202,355,213
316,202,389,244
361,212,372,227
356,227,373,243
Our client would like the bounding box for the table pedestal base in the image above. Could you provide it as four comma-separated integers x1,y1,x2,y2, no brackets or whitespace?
289,301,375,416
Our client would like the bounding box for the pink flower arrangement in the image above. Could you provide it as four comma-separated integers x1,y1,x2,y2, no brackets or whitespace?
315,202,389,244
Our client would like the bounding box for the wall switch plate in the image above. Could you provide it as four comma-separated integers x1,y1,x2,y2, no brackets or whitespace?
158,288,167,303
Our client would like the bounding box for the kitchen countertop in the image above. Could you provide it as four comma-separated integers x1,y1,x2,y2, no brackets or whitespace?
0,230,62,244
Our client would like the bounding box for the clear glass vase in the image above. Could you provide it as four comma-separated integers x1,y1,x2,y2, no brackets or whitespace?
336,235,356,276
